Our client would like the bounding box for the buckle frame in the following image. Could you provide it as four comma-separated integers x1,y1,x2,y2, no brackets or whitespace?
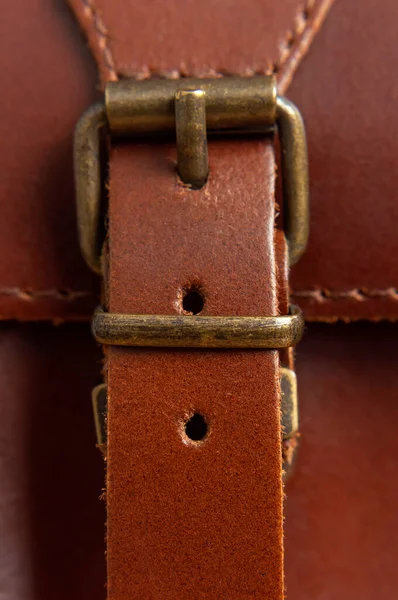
74,76,309,273
92,305,304,349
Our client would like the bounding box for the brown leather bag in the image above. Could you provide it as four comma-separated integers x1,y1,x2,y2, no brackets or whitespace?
1,1,397,598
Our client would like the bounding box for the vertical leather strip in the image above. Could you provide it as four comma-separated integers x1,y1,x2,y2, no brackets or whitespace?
67,1,334,597
106,140,284,598
69,0,334,91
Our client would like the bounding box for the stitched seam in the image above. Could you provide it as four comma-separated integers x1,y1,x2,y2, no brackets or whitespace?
275,0,314,72
0,288,96,301
117,67,270,80
292,288,398,302
80,0,117,81
275,0,335,93
1,288,397,303
108,0,331,81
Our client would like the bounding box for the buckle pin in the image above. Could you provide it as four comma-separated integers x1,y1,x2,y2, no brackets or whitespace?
175,89,208,189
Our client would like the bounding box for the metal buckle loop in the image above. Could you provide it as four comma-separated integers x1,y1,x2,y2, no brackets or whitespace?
74,76,309,273
92,305,304,349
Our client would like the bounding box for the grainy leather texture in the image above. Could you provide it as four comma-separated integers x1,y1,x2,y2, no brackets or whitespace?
105,139,284,598
62,0,333,596
1,323,397,600
64,1,332,596
1,0,397,322
0,1,396,599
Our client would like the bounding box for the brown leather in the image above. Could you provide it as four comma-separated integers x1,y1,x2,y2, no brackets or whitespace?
1,1,397,598
1,323,398,599
285,322,398,599
63,1,332,596
0,0,99,321
69,0,331,89
1,0,397,322
289,0,398,321
105,138,286,598
0,324,105,600
61,1,329,596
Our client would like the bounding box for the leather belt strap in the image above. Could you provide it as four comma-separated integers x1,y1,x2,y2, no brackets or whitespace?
70,1,332,597
107,138,283,598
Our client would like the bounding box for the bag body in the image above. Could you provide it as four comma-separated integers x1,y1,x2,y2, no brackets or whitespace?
1,0,397,598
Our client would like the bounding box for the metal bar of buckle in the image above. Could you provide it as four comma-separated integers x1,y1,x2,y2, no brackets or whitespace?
276,96,309,267
92,305,304,349
104,77,277,133
74,76,309,273
175,89,209,188
74,102,106,275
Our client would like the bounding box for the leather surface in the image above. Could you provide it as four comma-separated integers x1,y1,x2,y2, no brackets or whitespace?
0,0,98,321
0,324,105,600
69,0,331,90
285,322,398,599
67,1,331,596
1,323,397,599
105,137,284,597
1,0,397,322
0,1,396,598
289,0,398,321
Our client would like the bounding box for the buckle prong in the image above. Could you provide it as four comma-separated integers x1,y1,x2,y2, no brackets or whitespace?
175,89,209,189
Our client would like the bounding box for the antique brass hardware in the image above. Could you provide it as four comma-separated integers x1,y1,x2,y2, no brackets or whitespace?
92,383,107,455
92,305,304,349
280,367,299,438
74,102,106,275
175,89,208,188
280,367,299,480
74,76,309,273
92,383,107,453
104,76,276,132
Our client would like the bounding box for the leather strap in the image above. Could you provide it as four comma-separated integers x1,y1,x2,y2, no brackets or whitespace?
71,0,332,92
69,1,332,597
107,139,284,599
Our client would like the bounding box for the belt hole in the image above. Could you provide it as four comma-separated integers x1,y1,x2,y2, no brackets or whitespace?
184,413,208,442
182,288,204,315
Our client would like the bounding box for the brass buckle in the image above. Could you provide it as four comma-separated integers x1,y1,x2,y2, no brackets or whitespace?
74,76,309,273
92,305,304,349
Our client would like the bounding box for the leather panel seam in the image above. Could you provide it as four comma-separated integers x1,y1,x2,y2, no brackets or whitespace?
1,287,398,304
0,288,96,301
114,1,318,81
80,0,117,81
292,288,398,301
277,0,335,92
74,0,334,90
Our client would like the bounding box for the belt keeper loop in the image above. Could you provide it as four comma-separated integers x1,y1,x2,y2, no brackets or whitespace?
91,305,304,349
